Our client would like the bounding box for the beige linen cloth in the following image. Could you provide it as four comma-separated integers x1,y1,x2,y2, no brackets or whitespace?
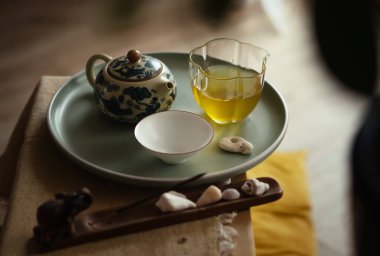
0,76,254,256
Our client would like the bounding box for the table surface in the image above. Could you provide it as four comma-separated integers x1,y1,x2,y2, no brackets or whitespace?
0,76,255,256
1,0,377,255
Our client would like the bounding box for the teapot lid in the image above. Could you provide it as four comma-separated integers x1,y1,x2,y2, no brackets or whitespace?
107,50,162,82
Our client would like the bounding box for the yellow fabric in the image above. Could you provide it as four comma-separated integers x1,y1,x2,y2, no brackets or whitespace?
248,151,317,256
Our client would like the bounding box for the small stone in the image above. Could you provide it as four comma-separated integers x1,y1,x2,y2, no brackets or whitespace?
219,136,253,155
196,185,222,207
241,179,270,196
222,188,240,201
155,191,196,212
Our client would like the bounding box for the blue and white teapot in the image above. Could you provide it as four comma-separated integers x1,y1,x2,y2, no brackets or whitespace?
86,50,176,123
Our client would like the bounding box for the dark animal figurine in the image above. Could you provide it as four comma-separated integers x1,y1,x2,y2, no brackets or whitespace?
33,187,93,246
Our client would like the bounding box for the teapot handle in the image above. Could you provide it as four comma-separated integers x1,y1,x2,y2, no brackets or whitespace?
85,54,113,88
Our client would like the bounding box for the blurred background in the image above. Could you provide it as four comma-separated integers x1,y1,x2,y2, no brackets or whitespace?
0,0,378,255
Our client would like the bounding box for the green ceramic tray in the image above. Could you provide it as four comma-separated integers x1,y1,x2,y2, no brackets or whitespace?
48,53,288,187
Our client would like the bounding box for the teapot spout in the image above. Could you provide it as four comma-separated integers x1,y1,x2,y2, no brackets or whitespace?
165,82,175,95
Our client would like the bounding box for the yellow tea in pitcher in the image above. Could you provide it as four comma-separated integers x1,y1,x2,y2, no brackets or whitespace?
192,64,263,124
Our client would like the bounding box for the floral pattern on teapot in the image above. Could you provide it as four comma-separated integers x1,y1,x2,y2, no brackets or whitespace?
108,55,162,81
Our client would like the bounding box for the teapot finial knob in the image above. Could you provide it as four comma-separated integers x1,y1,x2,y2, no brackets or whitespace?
127,49,141,63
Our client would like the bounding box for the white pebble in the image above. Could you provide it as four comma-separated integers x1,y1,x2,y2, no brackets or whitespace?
155,191,196,212
222,188,240,201
219,136,253,155
241,179,270,196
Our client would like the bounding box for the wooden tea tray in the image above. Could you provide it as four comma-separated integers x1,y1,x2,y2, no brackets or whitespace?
31,177,282,252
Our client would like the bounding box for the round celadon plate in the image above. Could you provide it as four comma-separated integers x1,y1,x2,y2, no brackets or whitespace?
48,53,288,187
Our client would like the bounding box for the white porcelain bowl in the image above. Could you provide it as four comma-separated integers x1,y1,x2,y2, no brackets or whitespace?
134,110,214,164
